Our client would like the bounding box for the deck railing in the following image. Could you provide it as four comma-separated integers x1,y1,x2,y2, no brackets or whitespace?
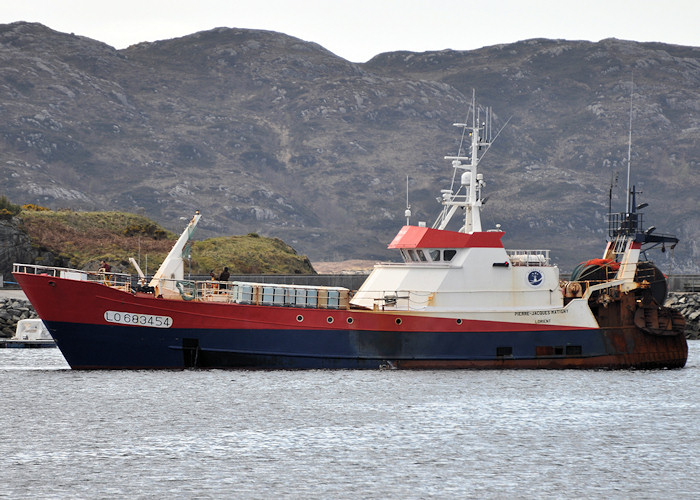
13,263,132,291
506,249,551,266
13,263,352,309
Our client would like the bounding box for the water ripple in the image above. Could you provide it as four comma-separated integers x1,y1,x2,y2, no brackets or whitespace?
1,343,698,499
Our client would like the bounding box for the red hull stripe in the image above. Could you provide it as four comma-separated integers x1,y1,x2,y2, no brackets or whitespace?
388,226,504,249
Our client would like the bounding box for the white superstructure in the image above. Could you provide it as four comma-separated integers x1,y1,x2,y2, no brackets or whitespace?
350,93,597,328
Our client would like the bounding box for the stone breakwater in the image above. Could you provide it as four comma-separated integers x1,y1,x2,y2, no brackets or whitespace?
0,293,698,340
0,297,39,338
666,293,700,340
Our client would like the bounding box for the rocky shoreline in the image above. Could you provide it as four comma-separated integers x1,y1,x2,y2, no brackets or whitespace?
665,293,700,340
1,292,699,340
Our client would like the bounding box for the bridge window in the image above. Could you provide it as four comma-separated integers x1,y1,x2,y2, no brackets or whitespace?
443,250,457,261
429,249,441,261
416,250,427,262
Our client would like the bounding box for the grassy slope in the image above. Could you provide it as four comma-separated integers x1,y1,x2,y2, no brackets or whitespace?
19,210,315,274
192,234,314,275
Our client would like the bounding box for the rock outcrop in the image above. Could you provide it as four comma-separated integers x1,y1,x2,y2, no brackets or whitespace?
0,218,34,278
0,217,65,278
666,293,700,340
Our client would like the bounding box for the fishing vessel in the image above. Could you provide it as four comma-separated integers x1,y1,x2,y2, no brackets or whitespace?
12,95,687,369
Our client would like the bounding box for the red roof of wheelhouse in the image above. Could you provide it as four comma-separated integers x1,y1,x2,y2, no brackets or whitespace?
388,226,505,249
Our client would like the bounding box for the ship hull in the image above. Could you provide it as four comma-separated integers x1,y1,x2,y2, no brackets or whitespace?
41,320,687,370
14,273,688,370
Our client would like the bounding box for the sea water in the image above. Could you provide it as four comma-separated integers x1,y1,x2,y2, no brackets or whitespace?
0,344,698,499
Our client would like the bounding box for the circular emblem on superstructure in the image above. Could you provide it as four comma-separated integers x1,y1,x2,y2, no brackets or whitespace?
527,270,544,287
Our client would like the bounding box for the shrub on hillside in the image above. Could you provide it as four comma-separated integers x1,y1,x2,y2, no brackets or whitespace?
21,203,51,211
123,223,169,240
0,195,21,216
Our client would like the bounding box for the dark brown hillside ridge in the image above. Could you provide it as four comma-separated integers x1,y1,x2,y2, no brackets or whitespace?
0,22,698,272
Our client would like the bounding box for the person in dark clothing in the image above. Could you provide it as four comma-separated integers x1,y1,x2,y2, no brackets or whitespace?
217,267,230,289
218,267,230,281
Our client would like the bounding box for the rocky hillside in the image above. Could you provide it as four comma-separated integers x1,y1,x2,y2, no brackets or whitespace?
1,22,698,272
0,210,315,277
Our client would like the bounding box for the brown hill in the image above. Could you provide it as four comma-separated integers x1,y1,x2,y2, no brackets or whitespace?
0,209,314,277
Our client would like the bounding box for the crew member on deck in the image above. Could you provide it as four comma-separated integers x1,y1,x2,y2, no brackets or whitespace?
217,267,230,290
218,267,230,282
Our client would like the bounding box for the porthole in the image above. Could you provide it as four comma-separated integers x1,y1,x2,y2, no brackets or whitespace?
327,316,334,324
395,318,402,325
296,315,304,322
347,317,354,324
456,318,463,325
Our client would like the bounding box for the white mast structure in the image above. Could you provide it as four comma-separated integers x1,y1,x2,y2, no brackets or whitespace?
434,90,490,234
149,211,201,292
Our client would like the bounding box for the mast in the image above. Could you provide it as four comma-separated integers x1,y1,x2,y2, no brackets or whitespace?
435,90,490,233
405,175,411,225
603,80,678,272
625,78,633,213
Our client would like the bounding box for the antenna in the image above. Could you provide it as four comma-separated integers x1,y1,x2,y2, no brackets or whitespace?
404,175,411,225
608,171,616,216
625,77,633,213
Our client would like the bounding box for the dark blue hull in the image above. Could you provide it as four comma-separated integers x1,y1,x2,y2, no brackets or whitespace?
45,320,664,370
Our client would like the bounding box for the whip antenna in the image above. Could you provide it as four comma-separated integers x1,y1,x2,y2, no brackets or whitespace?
625,77,633,213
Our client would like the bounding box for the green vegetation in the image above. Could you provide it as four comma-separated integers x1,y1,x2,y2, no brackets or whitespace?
21,203,51,211
192,235,315,275
0,195,21,220
18,208,315,275
20,209,176,271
